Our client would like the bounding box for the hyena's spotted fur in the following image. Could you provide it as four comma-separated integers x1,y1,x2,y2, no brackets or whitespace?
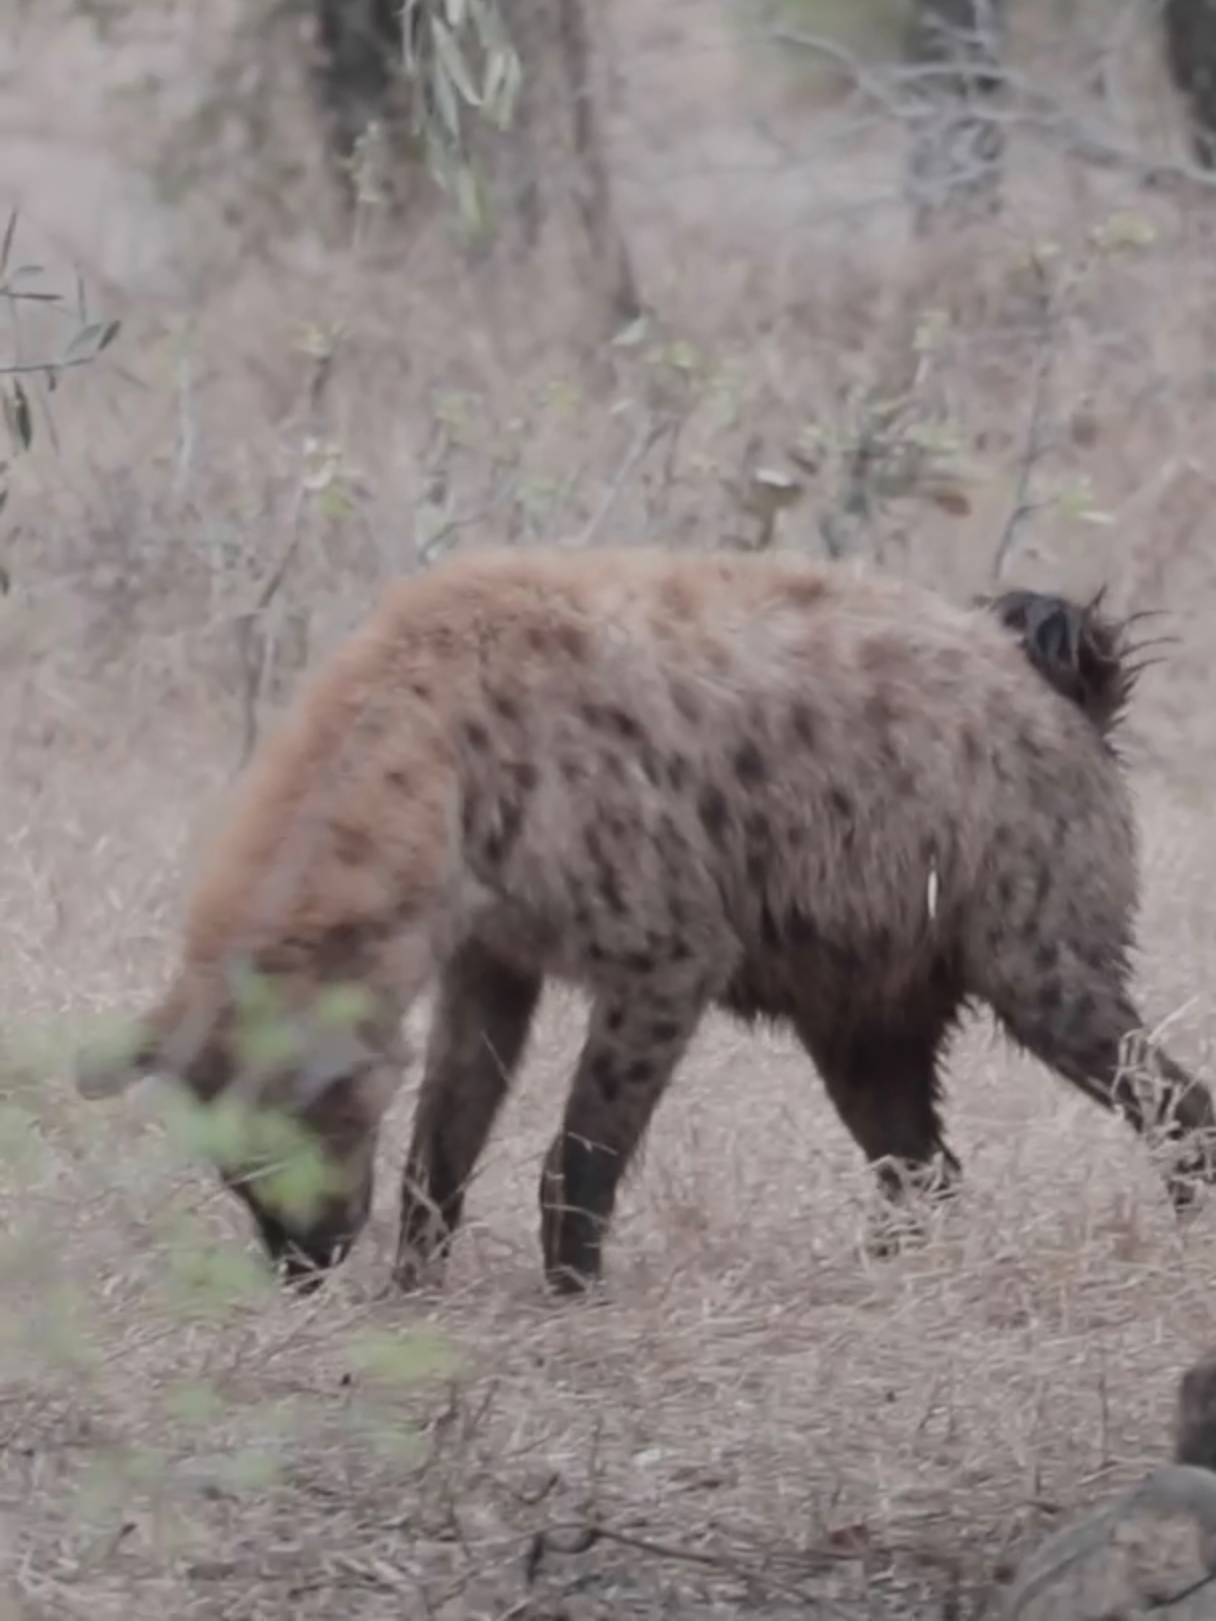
74,548,1216,1294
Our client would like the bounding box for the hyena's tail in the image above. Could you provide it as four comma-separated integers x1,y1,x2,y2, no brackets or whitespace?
979,587,1175,745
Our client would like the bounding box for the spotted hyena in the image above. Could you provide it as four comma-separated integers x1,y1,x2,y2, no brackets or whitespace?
73,548,1216,1295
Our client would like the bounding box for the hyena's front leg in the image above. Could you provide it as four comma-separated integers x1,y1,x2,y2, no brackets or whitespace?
539,986,706,1296
393,941,542,1291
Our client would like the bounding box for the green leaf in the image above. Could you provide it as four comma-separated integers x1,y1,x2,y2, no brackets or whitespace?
433,19,482,109
63,320,120,365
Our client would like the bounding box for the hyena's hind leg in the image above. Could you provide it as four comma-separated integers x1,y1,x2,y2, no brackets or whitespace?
539,985,708,1296
393,940,542,1292
793,990,965,1257
974,923,1216,1215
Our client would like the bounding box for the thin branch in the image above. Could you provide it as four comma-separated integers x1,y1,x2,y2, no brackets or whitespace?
576,409,671,548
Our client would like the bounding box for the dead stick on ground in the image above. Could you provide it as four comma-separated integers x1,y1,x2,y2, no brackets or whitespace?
526,1519,856,1615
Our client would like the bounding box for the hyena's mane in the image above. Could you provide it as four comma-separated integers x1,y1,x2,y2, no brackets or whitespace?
979,586,1170,749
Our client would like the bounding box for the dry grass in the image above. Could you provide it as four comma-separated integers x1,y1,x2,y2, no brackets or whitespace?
8,1,1216,1617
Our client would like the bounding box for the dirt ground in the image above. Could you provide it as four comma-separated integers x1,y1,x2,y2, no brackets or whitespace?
5,1,1216,1618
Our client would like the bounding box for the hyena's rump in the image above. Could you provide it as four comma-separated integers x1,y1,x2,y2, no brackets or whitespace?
69,548,1216,1297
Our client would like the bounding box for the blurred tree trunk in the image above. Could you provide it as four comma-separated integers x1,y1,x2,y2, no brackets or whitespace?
1163,0,1216,170
307,0,639,347
903,0,1007,237
308,0,415,203
469,0,641,343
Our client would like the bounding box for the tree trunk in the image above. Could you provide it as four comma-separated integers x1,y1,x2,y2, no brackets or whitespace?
903,0,1007,237
1163,0,1216,171
471,0,640,346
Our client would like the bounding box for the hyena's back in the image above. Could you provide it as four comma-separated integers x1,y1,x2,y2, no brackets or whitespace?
192,546,1110,981
360,548,1137,1003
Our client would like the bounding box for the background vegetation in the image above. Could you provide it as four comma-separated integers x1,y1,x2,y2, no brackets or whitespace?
5,0,1216,1615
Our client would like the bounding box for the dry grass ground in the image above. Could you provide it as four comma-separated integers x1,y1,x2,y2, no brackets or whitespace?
8,1,1216,1617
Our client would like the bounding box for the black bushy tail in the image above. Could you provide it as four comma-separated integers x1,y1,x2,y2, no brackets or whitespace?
978,587,1172,745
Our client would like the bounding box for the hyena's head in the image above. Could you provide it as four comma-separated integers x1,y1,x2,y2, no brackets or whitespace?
72,971,401,1290
978,586,1163,746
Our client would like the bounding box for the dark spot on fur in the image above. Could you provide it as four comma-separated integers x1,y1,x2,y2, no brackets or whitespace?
492,692,521,725
1036,977,1064,1017
485,799,524,865
1034,941,1059,975
624,1057,654,1087
669,940,694,964
829,787,853,821
386,769,411,793
598,873,626,916
666,755,689,791
650,1018,683,1045
745,810,771,846
555,623,587,660
622,950,657,975
746,850,767,888
699,786,730,843
671,681,701,725
785,907,819,946
996,875,1015,908
590,1050,619,1102
607,706,643,742
790,703,816,749
734,740,767,786
962,728,982,767
463,718,491,752
638,748,664,787
586,827,626,916
510,761,539,794
333,824,374,865
606,1006,625,1034
893,767,918,798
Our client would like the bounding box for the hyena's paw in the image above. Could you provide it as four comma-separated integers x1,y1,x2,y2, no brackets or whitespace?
863,1155,962,1260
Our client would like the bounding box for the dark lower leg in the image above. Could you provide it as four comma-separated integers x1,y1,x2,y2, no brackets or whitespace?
799,1015,960,1217
540,990,703,1296
393,942,541,1289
